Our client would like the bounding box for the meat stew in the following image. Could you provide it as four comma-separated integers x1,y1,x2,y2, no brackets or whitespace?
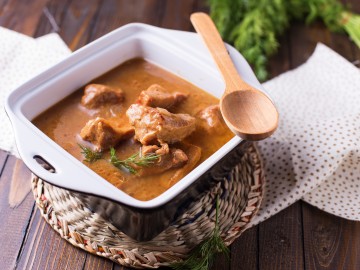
33,59,234,201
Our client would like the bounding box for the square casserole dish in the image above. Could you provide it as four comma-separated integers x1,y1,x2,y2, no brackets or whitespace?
5,23,269,241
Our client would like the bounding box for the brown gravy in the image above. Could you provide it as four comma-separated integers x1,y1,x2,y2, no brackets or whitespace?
33,59,234,200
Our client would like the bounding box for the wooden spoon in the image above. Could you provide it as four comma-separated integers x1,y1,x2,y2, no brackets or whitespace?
190,12,278,141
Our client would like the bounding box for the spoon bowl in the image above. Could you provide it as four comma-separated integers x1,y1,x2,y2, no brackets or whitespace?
220,89,279,140
190,12,278,141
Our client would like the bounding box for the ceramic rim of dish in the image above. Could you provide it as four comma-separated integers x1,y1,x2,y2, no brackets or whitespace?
31,144,264,269
6,23,274,209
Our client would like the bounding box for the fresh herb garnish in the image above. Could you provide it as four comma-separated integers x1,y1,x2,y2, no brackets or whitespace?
171,195,229,270
209,0,360,81
109,147,160,174
78,144,103,163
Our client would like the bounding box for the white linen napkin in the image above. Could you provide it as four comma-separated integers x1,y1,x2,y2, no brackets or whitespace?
1,27,359,222
251,43,360,224
0,27,71,157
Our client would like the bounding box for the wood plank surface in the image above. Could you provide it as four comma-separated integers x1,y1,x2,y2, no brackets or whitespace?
0,0,359,270
83,254,113,270
230,227,258,270
211,251,230,270
59,0,103,50
302,203,360,270
350,0,360,63
289,21,331,69
34,0,72,37
259,203,304,270
267,33,291,78
16,209,87,270
0,0,48,36
90,0,165,41
0,154,35,270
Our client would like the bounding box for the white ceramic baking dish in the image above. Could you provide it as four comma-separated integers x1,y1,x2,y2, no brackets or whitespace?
5,23,269,240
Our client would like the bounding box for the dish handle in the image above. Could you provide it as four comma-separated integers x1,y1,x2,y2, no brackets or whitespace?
11,117,112,196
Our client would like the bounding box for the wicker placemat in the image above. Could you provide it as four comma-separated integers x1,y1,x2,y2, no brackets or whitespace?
31,144,264,269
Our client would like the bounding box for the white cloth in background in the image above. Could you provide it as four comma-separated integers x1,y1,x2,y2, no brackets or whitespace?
252,43,360,224
0,27,70,157
1,27,359,222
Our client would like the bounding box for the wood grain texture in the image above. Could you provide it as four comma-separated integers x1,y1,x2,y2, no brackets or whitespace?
113,263,133,270
258,203,304,270
330,31,354,61
0,0,48,35
210,252,230,270
190,12,279,141
0,154,36,270
34,0,72,37
8,159,32,208
83,253,113,270
302,203,360,270
190,12,251,92
289,21,331,69
230,227,258,270
0,151,10,170
267,33,291,78
350,0,360,63
89,0,165,42
59,0,103,50
160,0,195,30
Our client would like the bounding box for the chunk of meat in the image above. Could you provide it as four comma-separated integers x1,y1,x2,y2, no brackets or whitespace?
171,148,188,167
168,143,201,186
80,117,134,151
126,104,196,145
138,146,188,176
81,84,124,109
137,84,188,109
141,143,169,156
197,105,227,134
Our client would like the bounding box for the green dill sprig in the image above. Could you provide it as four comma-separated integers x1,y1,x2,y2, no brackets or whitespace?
78,144,103,163
109,147,160,174
209,0,360,81
171,195,229,270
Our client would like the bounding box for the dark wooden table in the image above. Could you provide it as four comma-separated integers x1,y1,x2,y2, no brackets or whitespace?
1,1,360,269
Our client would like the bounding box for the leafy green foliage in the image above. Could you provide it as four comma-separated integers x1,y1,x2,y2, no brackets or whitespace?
171,195,229,270
209,0,360,81
305,0,345,31
78,144,102,163
109,147,160,174
342,12,360,48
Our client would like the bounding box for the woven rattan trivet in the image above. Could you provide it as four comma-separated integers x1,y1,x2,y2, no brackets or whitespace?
31,144,264,269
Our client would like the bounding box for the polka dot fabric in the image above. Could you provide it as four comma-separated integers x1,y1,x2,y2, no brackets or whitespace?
250,43,360,225
0,27,70,157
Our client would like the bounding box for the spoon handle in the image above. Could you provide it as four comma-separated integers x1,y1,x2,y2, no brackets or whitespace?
190,12,248,93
